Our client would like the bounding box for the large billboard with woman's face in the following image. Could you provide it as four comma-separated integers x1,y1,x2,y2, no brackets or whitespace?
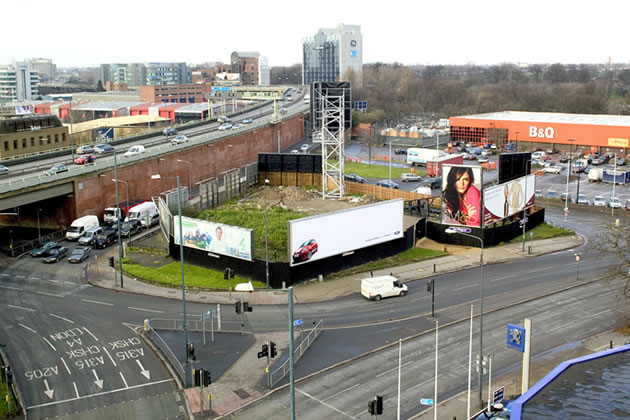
441,165,483,227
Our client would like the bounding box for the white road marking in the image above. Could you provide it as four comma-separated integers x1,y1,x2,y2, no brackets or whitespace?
376,360,414,378
128,307,164,314
60,357,71,375
0,273,9,276
407,373,444,391
83,327,99,341
81,299,113,306
527,267,549,274
119,372,129,388
15,275,25,279
42,337,57,351
490,274,516,282
8,304,35,312
102,347,117,367
453,283,477,291
49,313,75,324
323,383,360,402
31,277,40,280
26,379,174,409
36,291,63,298
18,323,37,333
47,279,59,283
0,285,22,291
296,388,355,419
590,308,613,317
73,382,80,398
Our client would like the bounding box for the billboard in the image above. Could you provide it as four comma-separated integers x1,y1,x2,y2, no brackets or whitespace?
174,216,254,261
441,165,483,227
288,199,404,266
483,175,535,225
498,152,532,184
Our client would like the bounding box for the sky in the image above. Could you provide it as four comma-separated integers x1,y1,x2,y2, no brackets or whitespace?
5,0,630,68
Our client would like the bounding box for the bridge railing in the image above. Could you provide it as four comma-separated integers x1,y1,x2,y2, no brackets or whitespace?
8,229,67,257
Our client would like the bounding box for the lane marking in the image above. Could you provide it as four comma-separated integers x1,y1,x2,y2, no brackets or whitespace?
81,299,113,306
103,347,117,367
18,323,37,333
590,308,613,317
0,285,22,291
8,304,35,312
60,357,71,375
36,291,63,298
376,360,414,378
49,313,75,324
42,337,57,351
83,327,99,341
296,388,354,419
0,273,9,277
47,280,59,283
453,283,477,291
73,382,79,398
408,373,444,391
26,379,174,409
15,275,25,279
128,307,164,314
490,274,516,282
31,277,41,280
323,383,360,402
119,372,129,388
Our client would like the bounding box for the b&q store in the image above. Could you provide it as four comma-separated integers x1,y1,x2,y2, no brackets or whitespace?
449,111,630,156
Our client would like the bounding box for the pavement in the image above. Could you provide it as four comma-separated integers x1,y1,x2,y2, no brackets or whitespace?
84,232,630,419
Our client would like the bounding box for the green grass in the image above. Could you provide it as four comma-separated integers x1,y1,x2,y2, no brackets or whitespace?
328,247,447,278
343,161,425,179
0,380,17,417
123,261,266,290
509,222,574,243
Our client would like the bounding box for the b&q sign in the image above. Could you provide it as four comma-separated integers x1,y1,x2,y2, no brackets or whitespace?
608,138,629,147
529,126,555,139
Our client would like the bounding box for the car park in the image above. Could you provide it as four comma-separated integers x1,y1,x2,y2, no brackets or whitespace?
300,144,309,152
545,190,560,199
400,173,422,182
74,154,96,165
163,127,177,136
344,173,365,183
376,180,400,189
171,135,189,145
45,163,68,175
31,241,59,257
0,164,10,175
242,118,253,124
42,246,68,263
608,197,622,209
543,165,562,174
593,196,608,207
121,219,143,237
68,247,91,263
576,194,591,205
93,144,115,154
75,145,94,154
218,123,233,131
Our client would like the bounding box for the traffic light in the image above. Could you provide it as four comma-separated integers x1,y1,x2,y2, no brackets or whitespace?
187,342,196,361
368,400,375,415
193,369,201,387
375,395,383,415
202,369,212,387
243,301,253,312
224,268,229,280
109,256,115,268
235,300,242,314
427,279,433,293
269,341,277,358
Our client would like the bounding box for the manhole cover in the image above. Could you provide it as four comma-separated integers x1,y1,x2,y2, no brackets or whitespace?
233,388,250,399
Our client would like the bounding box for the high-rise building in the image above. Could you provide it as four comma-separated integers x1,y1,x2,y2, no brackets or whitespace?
99,63,146,88
302,24,362,86
258,56,270,86
230,52,260,85
0,62,40,103
145,62,189,86
29,58,56,81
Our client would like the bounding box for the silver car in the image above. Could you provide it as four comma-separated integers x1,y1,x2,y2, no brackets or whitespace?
593,196,608,207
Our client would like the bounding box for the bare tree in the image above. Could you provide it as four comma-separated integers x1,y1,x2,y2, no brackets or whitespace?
591,221,630,299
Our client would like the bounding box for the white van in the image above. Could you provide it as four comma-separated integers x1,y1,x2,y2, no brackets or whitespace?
66,215,99,241
126,201,159,227
531,151,546,160
124,145,145,157
361,275,408,301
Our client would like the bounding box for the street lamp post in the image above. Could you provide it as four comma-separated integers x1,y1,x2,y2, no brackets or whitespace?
445,227,484,408
69,98,75,161
36,208,42,244
264,179,270,289
565,138,576,221
112,179,129,208
151,173,189,383
113,150,124,288
176,159,193,196
388,139,392,183
522,160,532,252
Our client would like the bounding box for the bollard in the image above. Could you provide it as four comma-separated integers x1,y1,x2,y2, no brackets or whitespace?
282,281,286,289
144,319,149,331
433,263,436,273
528,246,531,255
318,274,323,283
610,340,613,349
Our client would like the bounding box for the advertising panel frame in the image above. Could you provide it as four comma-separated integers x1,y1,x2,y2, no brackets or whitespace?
441,165,483,228
174,216,254,261
483,175,536,226
288,199,404,267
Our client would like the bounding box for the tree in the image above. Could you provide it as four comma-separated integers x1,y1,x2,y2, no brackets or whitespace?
96,80,105,92
545,63,568,83
592,221,630,301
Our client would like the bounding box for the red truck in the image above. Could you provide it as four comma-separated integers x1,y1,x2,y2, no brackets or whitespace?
103,199,149,225
426,154,464,177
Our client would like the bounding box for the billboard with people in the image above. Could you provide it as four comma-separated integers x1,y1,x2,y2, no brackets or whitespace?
288,199,404,266
483,175,535,225
174,216,253,261
441,165,483,227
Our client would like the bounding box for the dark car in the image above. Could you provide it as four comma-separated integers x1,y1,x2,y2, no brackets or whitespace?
121,219,142,237
421,177,443,189
545,190,560,199
68,247,91,263
31,241,59,257
292,239,318,263
559,155,569,163
344,173,366,183
95,229,118,249
394,148,407,155
163,127,177,136
94,144,115,154
376,180,400,189
42,246,68,263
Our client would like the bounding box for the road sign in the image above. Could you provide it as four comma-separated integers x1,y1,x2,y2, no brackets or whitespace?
420,398,434,406
293,319,303,326
448,226,471,234
493,386,505,404
201,310,214,321
575,255,581,262
507,323,526,352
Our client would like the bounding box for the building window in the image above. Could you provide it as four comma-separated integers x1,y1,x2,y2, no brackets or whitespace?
13,140,18,150
47,135,51,144
54,134,59,143
31,137,35,147
22,138,27,148
4,141,8,151
62,133,66,142
39,136,44,145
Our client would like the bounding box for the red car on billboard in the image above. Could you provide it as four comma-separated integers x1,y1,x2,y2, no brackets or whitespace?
292,239,318,263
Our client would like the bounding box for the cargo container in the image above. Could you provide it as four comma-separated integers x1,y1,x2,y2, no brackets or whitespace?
407,148,444,166
602,168,630,185
426,154,464,177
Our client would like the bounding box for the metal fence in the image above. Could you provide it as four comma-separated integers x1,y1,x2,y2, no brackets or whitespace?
270,319,324,388
9,228,67,257
143,320,185,385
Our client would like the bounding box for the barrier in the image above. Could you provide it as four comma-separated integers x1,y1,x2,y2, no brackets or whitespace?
142,320,185,384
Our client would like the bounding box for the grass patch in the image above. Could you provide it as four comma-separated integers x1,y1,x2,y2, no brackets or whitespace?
0,380,17,417
328,247,447,279
123,261,266,290
127,246,166,256
509,222,574,243
344,161,424,179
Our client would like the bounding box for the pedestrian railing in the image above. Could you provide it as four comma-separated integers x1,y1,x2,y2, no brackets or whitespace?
8,229,67,257
270,319,324,388
142,320,185,385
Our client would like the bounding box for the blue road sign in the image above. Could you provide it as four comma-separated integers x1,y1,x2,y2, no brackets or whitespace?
493,387,505,404
507,323,526,352
448,226,472,234
420,398,434,406
293,319,303,326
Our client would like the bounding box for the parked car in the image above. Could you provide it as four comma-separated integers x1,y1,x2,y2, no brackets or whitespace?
74,154,96,165
400,173,422,182
376,180,400,189
242,118,253,124
420,177,442,189
625,199,630,211
93,144,115,154
95,229,118,249
616,158,626,166
576,194,591,205
546,148,560,154
124,145,145,157
75,145,94,154
218,123,233,131
545,190,560,199
394,148,407,155
344,173,365,183
543,165,562,174
608,197,623,209
300,144,309,152
121,219,143,237
68,247,91,263
534,190,543,197
45,164,68,175
78,226,104,247
31,241,59,257
231,123,243,130
559,155,569,163
171,135,189,145
560,192,572,203
0,164,10,175
477,157,489,163
290,149,299,154
42,246,68,263
292,239,318,263
163,127,177,136
593,196,608,207
583,166,593,175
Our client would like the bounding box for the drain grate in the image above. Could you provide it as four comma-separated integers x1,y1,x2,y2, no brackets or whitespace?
233,388,250,399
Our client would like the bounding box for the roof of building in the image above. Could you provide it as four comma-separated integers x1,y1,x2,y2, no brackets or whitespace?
235,51,260,58
66,115,167,132
452,111,630,127
511,343,630,419
72,101,144,111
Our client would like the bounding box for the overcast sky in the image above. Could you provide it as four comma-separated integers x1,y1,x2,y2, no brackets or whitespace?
5,0,630,68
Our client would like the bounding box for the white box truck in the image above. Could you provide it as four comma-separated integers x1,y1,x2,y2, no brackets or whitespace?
407,148,444,166
588,167,603,182
361,275,408,301
126,201,159,227
66,215,99,241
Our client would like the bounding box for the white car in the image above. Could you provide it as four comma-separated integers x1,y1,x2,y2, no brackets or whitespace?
300,144,309,152
218,123,233,131
543,165,562,174
290,150,299,154
171,135,189,145
231,123,243,130
124,145,145,157
593,196,608,207
608,197,622,209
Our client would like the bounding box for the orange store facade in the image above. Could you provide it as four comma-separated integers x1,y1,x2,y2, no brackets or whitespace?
449,111,630,156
